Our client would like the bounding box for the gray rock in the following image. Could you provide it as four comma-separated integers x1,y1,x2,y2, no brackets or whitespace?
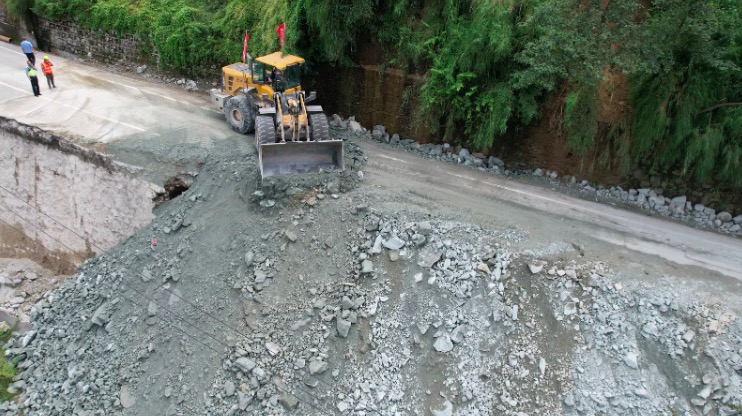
337,319,351,338
341,296,355,310
528,263,543,274
91,302,113,326
361,260,374,274
383,235,406,250
734,215,742,225
238,392,251,410
670,196,687,209
147,301,158,317
324,236,335,248
417,221,434,235
624,352,639,369
717,211,733,222
690,398,706,407
349,119,363,134
224,380,236,397
418,247,443,268
450,326,464,344
365,216,380,232
459,149,470,159
235,357,256,373
563,302,577,316
285,230,298,242
431,400,453,416
388,250,399,261
244,251,254,266
634,388,649,397
279,393,298,410
309,360,328,375
303,376,319,388
488,156,505,169
136,65,147,74
539,357,546,376
252,366,266,379
411,234,426,246
19,330,36,348
434,335,454,353
254,270,268,284
642,322,658,337
697,385,712,399
184,80,198,92
120,385,136,408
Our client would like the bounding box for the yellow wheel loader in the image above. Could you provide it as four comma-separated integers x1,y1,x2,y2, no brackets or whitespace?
209,52,344,178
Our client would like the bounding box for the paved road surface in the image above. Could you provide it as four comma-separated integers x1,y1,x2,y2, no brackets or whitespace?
1,41,740,282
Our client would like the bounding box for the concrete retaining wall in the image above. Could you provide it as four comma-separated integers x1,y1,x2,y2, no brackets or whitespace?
0,116,161,273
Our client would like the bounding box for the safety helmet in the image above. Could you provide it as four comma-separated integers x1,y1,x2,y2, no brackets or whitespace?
44,56,49,60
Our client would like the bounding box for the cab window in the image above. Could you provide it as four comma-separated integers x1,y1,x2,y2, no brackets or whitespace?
252,62,266,84
283,64,301,89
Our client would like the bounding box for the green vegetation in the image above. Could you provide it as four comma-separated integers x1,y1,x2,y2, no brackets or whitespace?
0,322,18,402
5,0,741,188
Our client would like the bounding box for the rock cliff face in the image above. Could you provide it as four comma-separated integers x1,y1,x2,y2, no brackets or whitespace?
0,117,162,273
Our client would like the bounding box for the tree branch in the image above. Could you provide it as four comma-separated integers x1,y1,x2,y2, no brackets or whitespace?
697,102,742,115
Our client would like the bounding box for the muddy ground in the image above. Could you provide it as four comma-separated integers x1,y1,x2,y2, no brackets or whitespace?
0,119,740,416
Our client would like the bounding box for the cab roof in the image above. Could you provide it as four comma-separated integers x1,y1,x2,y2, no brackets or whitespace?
255,52,304,70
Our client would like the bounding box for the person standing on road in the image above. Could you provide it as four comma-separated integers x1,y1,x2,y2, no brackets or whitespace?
25,61,41,97
20,38,36,65
40,56,56,89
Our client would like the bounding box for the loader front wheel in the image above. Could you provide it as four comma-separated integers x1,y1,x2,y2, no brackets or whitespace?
309,113,330,141
255,116,275,147
224,95,255,134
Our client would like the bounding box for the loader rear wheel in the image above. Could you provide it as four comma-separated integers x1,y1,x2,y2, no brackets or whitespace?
309,113,330,141
255,116,275,146
224,95,255,134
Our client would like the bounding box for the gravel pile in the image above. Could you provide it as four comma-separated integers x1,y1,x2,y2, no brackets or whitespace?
1,126,740,416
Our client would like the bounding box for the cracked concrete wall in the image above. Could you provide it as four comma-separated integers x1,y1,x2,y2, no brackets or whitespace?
0,117,161,273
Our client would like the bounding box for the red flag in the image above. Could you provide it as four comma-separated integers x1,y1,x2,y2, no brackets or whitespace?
276,23,286,49
241,32,249,62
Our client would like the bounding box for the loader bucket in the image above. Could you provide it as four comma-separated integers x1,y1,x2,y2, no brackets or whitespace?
258,140,345,178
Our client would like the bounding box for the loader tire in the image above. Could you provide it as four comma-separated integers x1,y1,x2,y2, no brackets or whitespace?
224,95,254,134
309,113,330,141
255,116,275,146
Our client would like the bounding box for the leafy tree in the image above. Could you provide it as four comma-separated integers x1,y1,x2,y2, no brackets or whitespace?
629,0,741,185
4,0,35,20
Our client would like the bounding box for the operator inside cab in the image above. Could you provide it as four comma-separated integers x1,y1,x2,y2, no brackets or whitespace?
268,67,286,93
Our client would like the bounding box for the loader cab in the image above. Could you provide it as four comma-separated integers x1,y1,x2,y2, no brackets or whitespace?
252,52,304,95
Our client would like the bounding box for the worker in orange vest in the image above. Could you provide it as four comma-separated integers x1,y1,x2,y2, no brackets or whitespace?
40,56,56,89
